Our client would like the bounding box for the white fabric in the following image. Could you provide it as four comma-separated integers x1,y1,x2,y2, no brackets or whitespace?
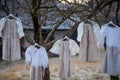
69,39,79,56
77,21,100,47
100,22,120,75
16,18,25,38
0,18,6,37
49,40,61,55
0,17,24,38
102,47,120,75
49,39,79,56
0,17,24,61
100,23,120,48
90,21,100,47
25,49,31,64
25,45,48,68
77,22,84,42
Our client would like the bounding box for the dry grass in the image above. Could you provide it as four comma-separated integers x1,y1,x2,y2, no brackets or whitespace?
72,58,103,72
0,56,105,80
0,65,30,80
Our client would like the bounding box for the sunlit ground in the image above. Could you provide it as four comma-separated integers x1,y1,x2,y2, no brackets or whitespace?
0,52,110,80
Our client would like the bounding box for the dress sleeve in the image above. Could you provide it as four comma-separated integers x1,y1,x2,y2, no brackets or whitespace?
25,47,32,64
49,39,61,54
99,25,107,48
69,39,79,56
42,47,48,68
92,22,101,48
16,18,25,38
0,18,6,37
77,22,84,42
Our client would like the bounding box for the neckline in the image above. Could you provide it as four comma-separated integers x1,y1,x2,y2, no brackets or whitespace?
6,17,16,21
33,45,42,49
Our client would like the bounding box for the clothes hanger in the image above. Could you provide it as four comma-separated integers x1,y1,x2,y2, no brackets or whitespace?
34,43,41,48
7,14,15,19
62,36,69,41
108,21,117,28
84,20,91,24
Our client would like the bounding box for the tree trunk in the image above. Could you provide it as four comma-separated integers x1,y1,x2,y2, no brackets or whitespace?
31,0,50,79
31,13,40,43
43,66,50,80
31,12,50,80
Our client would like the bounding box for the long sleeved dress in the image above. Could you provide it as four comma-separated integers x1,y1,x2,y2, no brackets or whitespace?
25,45,48,80
77,21,100,62
50,39,76,78
59,40,70,79
100,23,120,75
0,17,24,61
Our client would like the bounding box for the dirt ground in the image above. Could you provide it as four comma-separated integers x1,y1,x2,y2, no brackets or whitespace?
0,53,111,80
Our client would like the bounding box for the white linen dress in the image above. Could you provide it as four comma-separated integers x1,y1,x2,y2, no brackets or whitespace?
100,23,120,75
25,45,48,80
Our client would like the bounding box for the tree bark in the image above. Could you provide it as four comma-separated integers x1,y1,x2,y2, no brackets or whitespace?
31,12,50,80
0,0,9,15
43,66,50,80
31,13,40,43
65,22,79,37
43,12,74,46
116,0,120,26
31,0,50,78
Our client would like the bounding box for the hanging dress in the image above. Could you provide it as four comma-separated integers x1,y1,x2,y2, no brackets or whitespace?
77,21,100,62
59,39,70,79
50,38,80,78
100,23,120,75
25,45,48,80
0,17,24,61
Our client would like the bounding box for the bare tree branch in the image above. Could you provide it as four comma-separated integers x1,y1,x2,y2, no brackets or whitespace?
0,0,9,15
25,0,33,13
43,11,74,46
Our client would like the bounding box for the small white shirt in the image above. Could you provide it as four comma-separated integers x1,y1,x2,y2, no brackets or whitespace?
25,45,48,68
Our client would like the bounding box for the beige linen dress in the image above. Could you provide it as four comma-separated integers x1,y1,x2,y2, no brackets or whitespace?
0,17,24,61
79,23,99,62
59,40,70,79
